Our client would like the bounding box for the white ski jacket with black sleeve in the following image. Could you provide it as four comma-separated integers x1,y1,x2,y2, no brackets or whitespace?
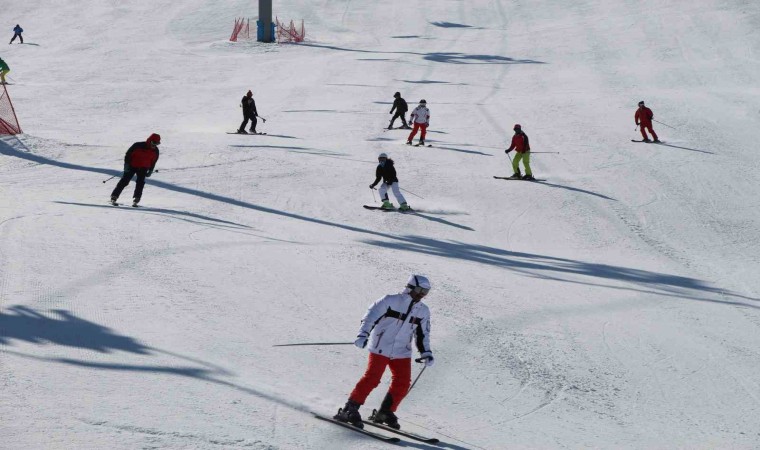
356,292,432,360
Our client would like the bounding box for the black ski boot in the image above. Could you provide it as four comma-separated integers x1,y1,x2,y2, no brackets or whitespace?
508,172,522,179
334,399,363,428
371,394,400,429
522,174,536,181
418,140,425,146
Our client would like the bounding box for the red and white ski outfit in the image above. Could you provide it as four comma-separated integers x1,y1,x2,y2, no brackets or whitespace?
349,290,432,411
407,105,430,143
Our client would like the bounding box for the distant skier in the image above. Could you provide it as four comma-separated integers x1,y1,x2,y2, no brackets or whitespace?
635,101,659,143
334,275,434,430
369,152,411,211
110,134,161,207
388,92,409,129
238,90,264,134
406,100,430,146
9,25,23,44
0,57,9,84
505,124,535,180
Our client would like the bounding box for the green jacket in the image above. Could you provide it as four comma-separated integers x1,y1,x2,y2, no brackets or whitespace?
0,59,9,71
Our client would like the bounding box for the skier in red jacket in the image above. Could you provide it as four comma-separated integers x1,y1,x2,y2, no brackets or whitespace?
505,124,534,180
110,134,161,206
635,101,660,143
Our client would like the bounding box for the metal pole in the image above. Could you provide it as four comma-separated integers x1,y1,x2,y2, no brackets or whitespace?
259,0,273,43
400,187,424,199
408,364,427,394
272,342,353,347
653,119,676,129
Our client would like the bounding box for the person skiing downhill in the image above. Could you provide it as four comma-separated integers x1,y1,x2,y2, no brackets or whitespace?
505,124,535,180
238,90,264,134
334,275,435,430
9,25,23,44
406,100,430,146
388,92,409,129
110,134,160,207
635,101,659,143
0,57,9,84
369,152,411,211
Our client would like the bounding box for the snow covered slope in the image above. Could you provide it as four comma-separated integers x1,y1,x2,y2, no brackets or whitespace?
2,0,759,448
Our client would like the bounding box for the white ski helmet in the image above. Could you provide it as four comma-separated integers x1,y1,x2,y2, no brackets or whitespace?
406,274,431,296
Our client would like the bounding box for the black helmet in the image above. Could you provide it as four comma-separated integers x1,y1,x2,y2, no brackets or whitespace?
638,101,645,106
394,92,400,98
420,99,427,104
513,124,522,131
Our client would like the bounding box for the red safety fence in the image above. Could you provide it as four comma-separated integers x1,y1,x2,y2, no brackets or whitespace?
230,18,250,42
276,17,305,43
0,84,22,135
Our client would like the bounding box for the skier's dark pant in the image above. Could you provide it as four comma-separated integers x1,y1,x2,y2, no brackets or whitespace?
239,113,257,132
389,111,408,128
9,33,22,44
111,168,148,201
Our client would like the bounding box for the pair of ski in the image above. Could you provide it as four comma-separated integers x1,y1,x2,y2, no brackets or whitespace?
363,205,414,213
226,131,267,135
406,142,432,147
315,413,439,444
631,139,663,143
493,176,546,182
110,201,140,208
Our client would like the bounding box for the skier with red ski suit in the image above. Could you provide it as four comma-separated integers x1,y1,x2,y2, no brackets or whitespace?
334,275,434,430
635,101,659,143
406,100,430,146
110,134,160,206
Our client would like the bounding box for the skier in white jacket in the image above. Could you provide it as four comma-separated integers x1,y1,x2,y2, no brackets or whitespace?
406,100,430,146
334,275,434,430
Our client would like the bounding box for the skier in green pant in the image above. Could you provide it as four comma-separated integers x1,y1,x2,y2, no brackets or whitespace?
505,124,534,180
0,57,10,85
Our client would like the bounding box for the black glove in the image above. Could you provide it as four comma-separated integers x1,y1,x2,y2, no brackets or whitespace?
505,149,512,154
146,169,153,178
369,184,376,189
123,163,131,173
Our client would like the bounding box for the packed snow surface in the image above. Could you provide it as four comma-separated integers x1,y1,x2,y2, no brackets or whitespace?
2,0,760,448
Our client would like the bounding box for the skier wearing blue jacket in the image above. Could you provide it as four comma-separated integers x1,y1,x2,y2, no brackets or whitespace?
9,25,23,44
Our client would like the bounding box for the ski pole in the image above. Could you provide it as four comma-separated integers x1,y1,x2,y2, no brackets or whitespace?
257,115,267,123
102,175,117,183
653,119,676,129
273,342,353,347
400,187,424,199
408,363,427,394
370,186,377,203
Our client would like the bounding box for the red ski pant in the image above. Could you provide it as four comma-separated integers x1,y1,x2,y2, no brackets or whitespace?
639,124,658,141
349,353,411,412
407,123,427,142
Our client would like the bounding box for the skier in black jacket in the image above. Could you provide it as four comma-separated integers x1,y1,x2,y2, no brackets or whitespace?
388,92,409,130
369,153,410,210
238,90,264,134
